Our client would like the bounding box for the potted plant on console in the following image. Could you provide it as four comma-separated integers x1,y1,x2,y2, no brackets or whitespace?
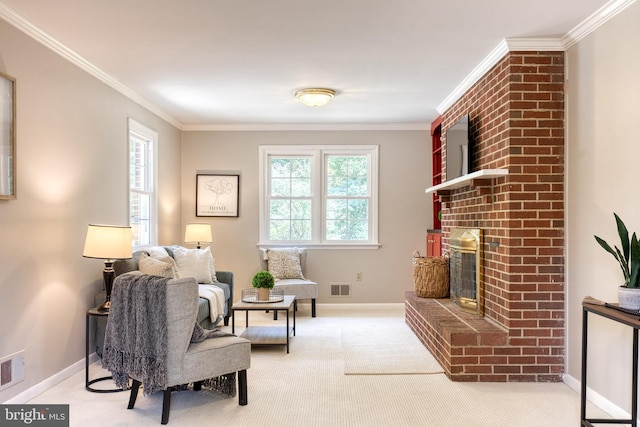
594,213,640,310
252,270,275,301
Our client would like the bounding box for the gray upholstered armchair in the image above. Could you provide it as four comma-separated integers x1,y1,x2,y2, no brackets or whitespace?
105,274,251,424
259,248,318,318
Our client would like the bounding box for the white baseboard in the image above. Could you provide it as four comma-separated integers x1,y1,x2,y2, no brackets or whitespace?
3,353,100,404
316,302,405,309
564,373,630,419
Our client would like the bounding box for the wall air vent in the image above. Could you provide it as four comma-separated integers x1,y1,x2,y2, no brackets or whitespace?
330,282,351,297
0,350,25,391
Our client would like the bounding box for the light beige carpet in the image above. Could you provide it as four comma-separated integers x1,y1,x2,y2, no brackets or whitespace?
24,304,612,427
341,317,444,375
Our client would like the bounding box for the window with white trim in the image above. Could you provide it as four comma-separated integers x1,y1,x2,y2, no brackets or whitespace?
128,118,158,248
259,145,379,248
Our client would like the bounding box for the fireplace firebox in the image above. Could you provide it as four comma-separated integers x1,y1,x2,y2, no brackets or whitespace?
449,228,482,316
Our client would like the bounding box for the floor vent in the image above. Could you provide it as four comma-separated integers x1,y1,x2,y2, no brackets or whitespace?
330,282,351,297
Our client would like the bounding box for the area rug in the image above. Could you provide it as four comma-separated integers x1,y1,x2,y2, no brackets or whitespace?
341,319,444,375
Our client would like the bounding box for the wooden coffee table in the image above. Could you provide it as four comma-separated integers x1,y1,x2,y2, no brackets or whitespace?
231,295,295,353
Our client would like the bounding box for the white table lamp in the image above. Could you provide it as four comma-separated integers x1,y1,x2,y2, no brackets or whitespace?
83,224,132,311
184,223,212,249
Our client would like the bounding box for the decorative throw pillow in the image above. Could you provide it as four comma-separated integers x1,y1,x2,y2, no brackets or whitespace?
144,246,181,278
155,255,181,279
138,253,176,279
172,246,214,283
146,246,169,259
266,248,305,280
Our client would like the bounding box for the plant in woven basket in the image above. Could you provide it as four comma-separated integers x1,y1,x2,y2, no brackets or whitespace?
252,270,275,301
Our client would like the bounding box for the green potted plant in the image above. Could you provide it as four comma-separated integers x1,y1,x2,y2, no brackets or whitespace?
594,213,640,309
252,270,275,301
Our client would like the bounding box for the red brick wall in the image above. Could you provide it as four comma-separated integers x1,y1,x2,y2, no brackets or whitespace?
438,51,565,381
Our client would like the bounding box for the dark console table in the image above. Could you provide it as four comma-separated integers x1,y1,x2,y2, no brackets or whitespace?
581,302,639,426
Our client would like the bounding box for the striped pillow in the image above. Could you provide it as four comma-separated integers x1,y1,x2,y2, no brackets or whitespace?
138,252,176,279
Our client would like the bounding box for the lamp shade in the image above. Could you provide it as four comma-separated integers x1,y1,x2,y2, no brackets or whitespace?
184,223,212,244
83,224,133,260
295,88,335,107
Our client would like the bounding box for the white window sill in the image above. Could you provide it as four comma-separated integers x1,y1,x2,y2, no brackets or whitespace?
257,242,381,250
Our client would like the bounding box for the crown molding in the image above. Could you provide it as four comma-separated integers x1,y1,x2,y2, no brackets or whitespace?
1,0,635,130
182,122,430,132
437,0,637,115
505,38,565,51
437,39,510,114
0,1,183,129
436,37,565,114
0,1,428,133
561,0,637,49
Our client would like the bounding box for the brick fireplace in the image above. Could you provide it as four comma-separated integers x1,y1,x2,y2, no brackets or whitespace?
406,51,565,382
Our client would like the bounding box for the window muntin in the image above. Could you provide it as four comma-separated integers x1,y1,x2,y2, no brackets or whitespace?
259,145,378,247
325,155,370,241
268,156,313,241
128,119,157,248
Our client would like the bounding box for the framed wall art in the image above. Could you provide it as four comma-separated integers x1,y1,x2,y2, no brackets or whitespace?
0,71,16,200
196,174,240,217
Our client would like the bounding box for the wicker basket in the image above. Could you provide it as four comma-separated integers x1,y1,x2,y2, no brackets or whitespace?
412,251,449,298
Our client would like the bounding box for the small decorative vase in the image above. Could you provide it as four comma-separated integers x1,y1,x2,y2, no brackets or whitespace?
618,286,640,310
257,287,270,301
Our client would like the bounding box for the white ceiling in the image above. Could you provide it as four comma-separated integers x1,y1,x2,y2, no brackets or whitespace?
0,0,622,129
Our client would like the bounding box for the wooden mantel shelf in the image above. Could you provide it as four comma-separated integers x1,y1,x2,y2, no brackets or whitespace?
425,169,509,194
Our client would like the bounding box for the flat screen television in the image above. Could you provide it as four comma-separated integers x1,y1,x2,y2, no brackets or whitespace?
445,114,472,181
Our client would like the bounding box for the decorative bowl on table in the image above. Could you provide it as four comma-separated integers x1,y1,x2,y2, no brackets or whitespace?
242,287,284,303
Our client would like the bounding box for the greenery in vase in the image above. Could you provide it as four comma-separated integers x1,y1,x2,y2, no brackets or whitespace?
594,213,640,288
252,270,275,289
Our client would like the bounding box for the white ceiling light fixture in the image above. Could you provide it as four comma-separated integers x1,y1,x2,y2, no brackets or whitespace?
295,88,336,107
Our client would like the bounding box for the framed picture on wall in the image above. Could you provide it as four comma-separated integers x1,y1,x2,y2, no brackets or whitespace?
196,174,240,217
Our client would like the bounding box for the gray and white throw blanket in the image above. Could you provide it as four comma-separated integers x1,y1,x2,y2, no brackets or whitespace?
102,273,236,396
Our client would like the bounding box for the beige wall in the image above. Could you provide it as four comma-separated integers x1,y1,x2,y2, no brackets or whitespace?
5,0,638,411
0,20,182,402
566,0,640,412
181,130,431,303
0,18,431,402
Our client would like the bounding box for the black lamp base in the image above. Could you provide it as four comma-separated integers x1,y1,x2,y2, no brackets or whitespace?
97,260,115,312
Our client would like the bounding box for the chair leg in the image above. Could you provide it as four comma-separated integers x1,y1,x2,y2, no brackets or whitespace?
193,381,202,391
127,379,141,409
224,315,230,326
161,387,173,425
238,370,248,406
273,310,278,320
312,298,316,317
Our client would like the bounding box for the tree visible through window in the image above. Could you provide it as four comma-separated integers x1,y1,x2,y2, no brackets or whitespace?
259,145,378,247
326,155,369,240
269,157,312,240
